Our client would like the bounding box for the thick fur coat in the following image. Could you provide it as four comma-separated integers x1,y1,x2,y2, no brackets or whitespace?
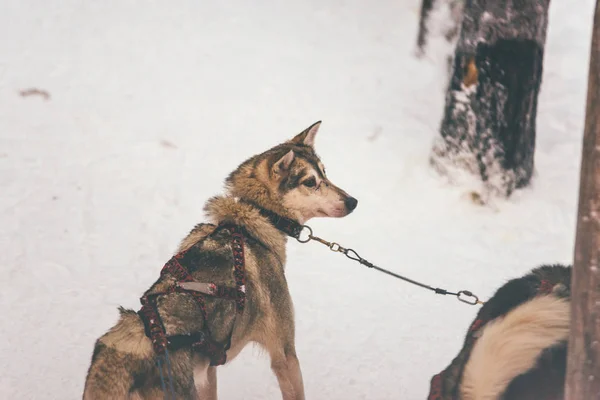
83,122,357,400
429,264,571,400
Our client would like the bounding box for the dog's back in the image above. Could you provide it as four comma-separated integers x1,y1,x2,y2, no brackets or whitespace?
429,264,571,400
460,295,569,400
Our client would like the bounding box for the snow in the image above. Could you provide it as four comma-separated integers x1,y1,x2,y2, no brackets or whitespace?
0,0,595,398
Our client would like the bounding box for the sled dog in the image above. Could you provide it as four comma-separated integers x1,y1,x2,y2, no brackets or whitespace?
428,264,571,400
83,121,358,400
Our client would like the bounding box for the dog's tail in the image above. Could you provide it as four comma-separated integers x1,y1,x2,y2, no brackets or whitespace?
460,295,570,400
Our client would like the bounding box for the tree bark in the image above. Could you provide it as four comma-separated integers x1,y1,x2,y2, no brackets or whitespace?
416,0,464,57
566,1,600,398
416,0,436,53
430,0,550,198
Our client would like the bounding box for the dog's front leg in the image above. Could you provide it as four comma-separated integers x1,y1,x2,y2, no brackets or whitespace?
194,357,218,400
269,345,305,400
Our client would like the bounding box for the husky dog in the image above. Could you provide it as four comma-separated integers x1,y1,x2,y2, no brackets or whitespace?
428,264,571,400
83,121,358,400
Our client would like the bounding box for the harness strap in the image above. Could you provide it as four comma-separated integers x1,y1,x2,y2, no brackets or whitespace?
230,226,247,312
138,224,247,366
177,282,239,301
139,296,169,355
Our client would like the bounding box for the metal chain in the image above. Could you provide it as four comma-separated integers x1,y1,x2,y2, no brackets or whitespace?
296,225,483,306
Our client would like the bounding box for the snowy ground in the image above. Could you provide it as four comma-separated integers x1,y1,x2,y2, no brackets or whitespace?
0,0,596,399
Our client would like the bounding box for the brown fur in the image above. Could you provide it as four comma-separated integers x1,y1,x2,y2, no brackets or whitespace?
83,122,357,399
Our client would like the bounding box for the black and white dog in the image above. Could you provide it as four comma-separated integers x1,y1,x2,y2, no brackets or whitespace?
428,264,570,400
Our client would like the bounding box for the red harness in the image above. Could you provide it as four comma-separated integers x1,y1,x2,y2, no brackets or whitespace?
138,224,246,366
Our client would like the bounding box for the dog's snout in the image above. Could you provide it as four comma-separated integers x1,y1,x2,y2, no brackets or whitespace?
344,196,358,211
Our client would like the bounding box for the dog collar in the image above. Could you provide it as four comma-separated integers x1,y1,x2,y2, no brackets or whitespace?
240,200,304,239
258,208,304,239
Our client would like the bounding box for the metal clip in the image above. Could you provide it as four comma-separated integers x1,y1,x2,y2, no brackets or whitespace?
329,242,342,252
457,290,479,306
296,225,313,243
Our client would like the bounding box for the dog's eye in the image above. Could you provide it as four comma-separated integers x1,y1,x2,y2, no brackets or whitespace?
302,177,317,188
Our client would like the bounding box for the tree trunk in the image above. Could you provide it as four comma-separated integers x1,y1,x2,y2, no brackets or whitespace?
429,0,550,199
416,0,436,54
566,1,600,398
416,0,464,57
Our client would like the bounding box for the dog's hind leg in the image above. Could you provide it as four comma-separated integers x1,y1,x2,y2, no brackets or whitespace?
83,309,155,399
268,344,305,400
83,343,135,400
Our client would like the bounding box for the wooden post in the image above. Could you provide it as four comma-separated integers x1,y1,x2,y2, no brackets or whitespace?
566,1,600,399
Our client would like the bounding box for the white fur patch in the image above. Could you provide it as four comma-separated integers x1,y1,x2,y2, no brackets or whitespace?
282,185,346,222
460,295,570,400
193,362,210,390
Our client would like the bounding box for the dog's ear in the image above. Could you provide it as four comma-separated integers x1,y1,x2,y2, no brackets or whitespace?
290,121,321,147
273,150,295,174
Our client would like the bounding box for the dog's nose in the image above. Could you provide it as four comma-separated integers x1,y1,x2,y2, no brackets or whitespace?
345,196,358,211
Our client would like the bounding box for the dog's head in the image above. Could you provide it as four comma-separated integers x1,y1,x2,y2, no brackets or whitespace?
226,121,357,224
